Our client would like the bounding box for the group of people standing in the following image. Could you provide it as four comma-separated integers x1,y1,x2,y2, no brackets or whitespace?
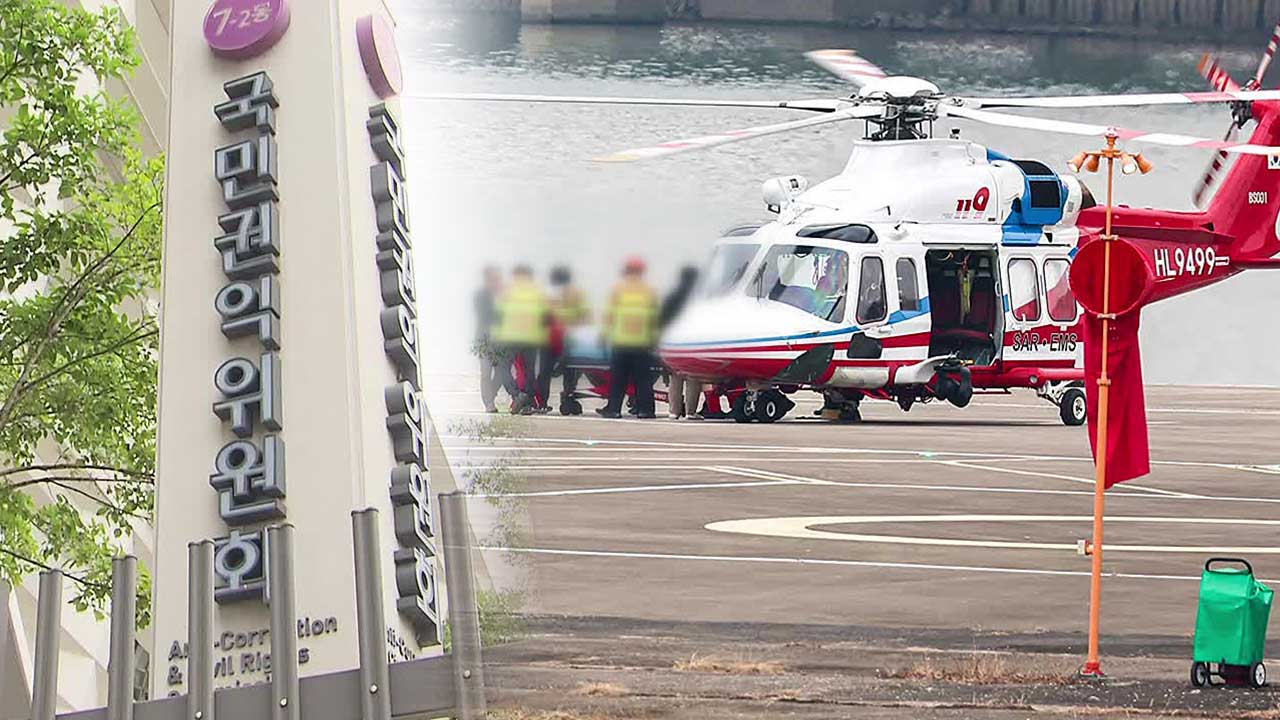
474,258,704,419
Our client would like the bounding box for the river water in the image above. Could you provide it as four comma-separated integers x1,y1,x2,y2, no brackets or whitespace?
396,5,1279,387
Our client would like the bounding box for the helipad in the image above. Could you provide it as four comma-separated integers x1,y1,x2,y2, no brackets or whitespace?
435,382,1280,638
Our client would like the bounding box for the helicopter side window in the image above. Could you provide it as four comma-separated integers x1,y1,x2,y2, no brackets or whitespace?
748,245,849,322
896,257,920,313
1008,258,1041,322
1044,258,1077,323
857,256,888,324
703,243,760,297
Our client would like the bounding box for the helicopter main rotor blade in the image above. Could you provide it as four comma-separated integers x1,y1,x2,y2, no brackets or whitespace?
805,49,889,88
595,106,877,163
962,89,1280,109
1199,54,1243,93
943,104,1280,156
409,92,844,113
1193,125,1238,209
1192,54,1242,209
1254,16,1280,86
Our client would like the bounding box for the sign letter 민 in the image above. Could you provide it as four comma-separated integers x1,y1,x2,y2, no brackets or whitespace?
210,72,286,604
368,103,440,645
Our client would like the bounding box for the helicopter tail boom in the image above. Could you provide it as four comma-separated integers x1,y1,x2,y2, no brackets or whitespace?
1204,99,1280,267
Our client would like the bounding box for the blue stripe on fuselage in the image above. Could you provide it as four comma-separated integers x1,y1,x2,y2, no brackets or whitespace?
665,298,931,348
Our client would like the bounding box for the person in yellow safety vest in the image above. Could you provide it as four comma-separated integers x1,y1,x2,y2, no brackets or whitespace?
597,257,659,419
546,266,591,415
493,264,550,414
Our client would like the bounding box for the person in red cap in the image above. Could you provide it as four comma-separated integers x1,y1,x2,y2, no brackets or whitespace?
597,257,659,419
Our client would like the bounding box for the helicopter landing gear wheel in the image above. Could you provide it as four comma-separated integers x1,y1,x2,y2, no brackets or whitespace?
1190,661,1209,688
1059,387,1087,426
1250,662,1267,688
838,403,862,423
755,390,794,423
731,393,755,423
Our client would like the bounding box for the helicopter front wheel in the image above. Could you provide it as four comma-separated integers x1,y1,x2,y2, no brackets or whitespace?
1059,387,1087,426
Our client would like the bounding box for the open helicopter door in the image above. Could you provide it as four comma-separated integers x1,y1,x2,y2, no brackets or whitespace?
924,248,1003,367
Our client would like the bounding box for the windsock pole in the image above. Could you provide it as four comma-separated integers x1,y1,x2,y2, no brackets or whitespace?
1066,130,1153,678
1080,132,1119,679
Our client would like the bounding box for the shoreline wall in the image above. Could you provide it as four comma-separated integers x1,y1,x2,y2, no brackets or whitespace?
430,0,1280,39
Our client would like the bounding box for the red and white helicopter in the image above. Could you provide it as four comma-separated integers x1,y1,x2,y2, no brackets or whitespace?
432,34,1280,425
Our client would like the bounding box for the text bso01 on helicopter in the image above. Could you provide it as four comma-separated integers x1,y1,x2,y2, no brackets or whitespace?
429,44,1280,425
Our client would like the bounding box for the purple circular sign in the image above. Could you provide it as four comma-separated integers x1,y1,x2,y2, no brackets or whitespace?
204,0,291,59
357,14,403,99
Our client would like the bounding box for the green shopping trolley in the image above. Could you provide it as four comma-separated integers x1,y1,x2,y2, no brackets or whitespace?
1190,558,1273,688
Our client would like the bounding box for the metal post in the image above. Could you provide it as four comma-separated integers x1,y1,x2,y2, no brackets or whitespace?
440,492,486,719
188,541,214,720
267,524,299,720
107,556,138,720
32,570,63,720
352,509,392,720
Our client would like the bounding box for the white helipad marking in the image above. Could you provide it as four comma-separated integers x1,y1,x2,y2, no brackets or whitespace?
948,401,1280,416
511,437,1277,476
478,479,797,498
486,546,1251,583
706,514,1280,554
938,459,1201,498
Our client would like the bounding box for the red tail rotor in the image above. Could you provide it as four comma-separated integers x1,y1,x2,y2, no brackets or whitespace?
1193,21,1280,208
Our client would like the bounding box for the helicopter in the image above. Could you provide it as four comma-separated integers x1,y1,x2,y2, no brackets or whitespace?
427,37,1280,425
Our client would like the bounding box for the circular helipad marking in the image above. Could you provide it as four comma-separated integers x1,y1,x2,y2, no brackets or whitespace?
705,515,1280,554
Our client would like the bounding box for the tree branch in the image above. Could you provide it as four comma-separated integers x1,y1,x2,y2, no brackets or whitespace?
47,479,148,521
0,546,108,590
18,324,156,394
7,475,153,490
0,463,153,480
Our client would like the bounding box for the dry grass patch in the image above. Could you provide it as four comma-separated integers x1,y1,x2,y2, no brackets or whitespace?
488,709,615,720
570,682,630,698
884,653,1076,686
673,653,785,675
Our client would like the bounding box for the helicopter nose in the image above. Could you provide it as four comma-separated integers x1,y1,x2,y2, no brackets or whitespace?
659,297,827,380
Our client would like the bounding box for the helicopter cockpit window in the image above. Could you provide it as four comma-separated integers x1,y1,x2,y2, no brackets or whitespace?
748,245,849,322
857,256,887,324
703,243,760,297
1044,258,1077,323
1008,258,1042,322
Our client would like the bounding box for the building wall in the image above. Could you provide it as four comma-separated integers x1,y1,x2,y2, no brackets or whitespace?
1,1,169,716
